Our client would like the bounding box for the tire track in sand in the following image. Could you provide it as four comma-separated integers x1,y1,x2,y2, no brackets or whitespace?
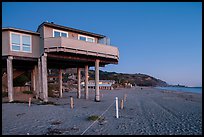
137,98,157,135
151,98,201,134
139,92,184,134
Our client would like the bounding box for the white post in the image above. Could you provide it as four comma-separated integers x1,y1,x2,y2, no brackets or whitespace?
115,97,119,118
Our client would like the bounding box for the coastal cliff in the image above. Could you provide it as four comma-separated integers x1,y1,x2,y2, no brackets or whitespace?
88,70,168,87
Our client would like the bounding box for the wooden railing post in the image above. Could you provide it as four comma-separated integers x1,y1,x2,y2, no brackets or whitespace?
70,96,74,109
124,94,127,102
120,99,124,109
28,97,31,107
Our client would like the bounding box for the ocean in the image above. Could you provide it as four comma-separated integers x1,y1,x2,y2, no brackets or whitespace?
155,86,202,94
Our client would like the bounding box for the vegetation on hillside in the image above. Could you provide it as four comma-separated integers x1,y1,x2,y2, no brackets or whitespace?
8,69,168,88
88,70,168,87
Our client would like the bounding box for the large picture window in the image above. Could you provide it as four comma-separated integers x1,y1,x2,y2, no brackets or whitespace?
53,29,68,37
78,34,95,43
11,33,32,52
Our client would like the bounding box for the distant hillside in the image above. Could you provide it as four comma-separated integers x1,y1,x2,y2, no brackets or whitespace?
88,70,168,87
10,69,168,87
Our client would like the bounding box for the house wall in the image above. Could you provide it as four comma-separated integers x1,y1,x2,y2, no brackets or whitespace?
2,31,10,56
43,26,98,43
2,30,40,58
37,26,44,56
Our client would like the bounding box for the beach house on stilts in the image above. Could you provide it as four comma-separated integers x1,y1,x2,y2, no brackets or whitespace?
2,22,119,102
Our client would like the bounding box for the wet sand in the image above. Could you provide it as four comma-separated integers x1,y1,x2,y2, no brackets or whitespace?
2,87,202,135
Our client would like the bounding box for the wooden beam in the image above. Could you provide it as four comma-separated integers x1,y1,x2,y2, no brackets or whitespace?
13,56,38,61
47,52,118,64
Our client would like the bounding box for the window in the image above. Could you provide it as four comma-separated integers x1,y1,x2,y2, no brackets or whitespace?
87,37,94,42
11,33,32,52
11,34,21,51
22,36,31,52
79,36,86,41
54,31,60,37
53,29,68,37
61,32,67,37
78,34,95,43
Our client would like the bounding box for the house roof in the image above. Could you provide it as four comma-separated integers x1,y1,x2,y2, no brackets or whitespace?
37,22,106,38
2,27,40,35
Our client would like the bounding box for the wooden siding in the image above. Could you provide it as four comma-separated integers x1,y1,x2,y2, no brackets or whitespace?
2,31,10,56
43,26,99,43
2,30,40,58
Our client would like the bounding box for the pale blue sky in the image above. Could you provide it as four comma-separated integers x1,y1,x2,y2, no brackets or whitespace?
2,2,202,87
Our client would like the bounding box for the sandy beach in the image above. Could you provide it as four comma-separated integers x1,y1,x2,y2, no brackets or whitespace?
2,87,202,135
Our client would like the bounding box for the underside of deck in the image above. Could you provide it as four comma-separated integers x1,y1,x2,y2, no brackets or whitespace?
2,50,116,102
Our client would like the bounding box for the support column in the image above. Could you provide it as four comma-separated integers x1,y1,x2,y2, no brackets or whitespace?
95,59,100,102
7,56,13,102
41,53,48,102
34,65,38,97
31,65,37,96
77,68,81,99
59,68,63,98
37,58,41,99
85,65,89,99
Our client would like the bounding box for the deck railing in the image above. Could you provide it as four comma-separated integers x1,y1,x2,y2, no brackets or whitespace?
44,37,119,60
